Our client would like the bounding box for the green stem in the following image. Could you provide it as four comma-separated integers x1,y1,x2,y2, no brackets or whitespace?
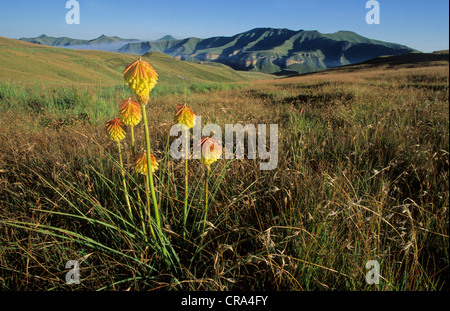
140,103,167,258
183,129,189,239
130,126,142,204
137,181,148,244
145,175,157,242
140,104,161,231
117,142,132,216
202,166,210,237
130,125,136,158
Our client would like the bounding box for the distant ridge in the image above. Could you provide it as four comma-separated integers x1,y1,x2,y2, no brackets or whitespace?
119,27,417,74
156,35,177,41
19,34,139,47
18,28,417,75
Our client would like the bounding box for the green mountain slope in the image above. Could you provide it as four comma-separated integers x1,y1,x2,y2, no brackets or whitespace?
119,27,417,74
0,36,271,85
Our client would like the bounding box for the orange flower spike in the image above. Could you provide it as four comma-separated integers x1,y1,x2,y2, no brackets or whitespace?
123,57,158,105
134,152,159,176
119,97,142,127
199,137,222,167
174,104,196,129
106,118,126,142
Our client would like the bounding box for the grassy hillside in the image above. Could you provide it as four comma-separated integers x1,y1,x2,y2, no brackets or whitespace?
0,36,272,86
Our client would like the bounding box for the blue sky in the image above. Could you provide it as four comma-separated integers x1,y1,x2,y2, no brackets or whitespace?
0,0,448,52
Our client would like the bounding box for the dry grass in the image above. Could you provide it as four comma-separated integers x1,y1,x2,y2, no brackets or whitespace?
0,63,448,290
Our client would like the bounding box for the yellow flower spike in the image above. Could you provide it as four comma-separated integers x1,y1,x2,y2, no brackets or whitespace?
123,57,158,105
119,97,142,127
134,152,159,176
199,137,222,167
174,104,196,129
106,118,126,142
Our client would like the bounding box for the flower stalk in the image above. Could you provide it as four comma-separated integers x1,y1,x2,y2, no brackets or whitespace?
174,103,196,239
117,141,132,217
145,174,157,242
140,104,162,233
134,151,159,243
119,97,142,207
198,137,222,238
202,166,210,237
183,129,189,238
106,118,131,215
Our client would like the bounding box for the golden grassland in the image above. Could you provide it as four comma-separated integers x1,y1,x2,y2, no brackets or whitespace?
0,55,448,290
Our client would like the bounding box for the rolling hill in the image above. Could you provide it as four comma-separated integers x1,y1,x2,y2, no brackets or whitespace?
0,36,272,85
118,27,417,74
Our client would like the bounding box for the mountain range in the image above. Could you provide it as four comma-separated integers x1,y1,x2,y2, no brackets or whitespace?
19,34,140,52
19,28,417,74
